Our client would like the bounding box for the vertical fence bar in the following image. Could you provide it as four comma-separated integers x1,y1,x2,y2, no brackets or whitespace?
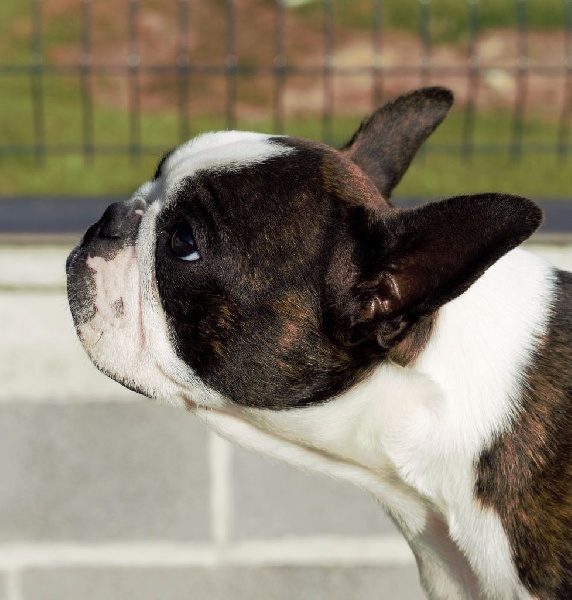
322,0,334,144
225,0,238,130
273,0,287,135
30,0,45,165
128,0,141,163
510,0,528,161
371,0,384,108
177,0,191,143
417,0,431,161
419,0,431,87
462,0,480,162
80,0,94,164
558,0,572,162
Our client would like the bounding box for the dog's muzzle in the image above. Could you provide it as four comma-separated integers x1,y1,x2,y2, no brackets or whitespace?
65,194,150,332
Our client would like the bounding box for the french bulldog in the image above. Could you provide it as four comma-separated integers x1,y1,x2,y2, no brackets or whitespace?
66,87,572,599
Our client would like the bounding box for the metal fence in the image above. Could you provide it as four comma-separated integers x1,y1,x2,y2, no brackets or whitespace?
1,0,572,163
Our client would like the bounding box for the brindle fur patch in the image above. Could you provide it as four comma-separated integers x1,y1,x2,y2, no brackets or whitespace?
475,270,572,598
272,292,316,352
320,152,393,213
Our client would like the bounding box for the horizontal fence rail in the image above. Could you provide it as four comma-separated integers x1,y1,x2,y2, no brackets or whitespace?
1,0,572,163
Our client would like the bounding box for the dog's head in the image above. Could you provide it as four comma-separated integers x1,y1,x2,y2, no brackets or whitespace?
66,87,542,410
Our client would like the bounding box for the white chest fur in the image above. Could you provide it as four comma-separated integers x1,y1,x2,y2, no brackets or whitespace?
197,248,555,599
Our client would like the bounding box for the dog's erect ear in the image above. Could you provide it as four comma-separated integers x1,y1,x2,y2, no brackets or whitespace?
330,194,542,349
341,87,453,199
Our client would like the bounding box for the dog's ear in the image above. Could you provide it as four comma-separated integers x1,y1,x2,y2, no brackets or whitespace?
341,87,453,199
328,194,542,349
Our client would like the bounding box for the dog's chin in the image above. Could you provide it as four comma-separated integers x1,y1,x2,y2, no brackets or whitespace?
77,319,192,404
91,360,159,398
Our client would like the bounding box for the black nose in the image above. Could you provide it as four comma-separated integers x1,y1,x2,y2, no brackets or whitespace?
98,197,147,241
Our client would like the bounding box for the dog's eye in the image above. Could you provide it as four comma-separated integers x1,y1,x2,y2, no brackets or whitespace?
169,224,201,262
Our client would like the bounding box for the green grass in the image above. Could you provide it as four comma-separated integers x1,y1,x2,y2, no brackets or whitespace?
1,0,570,199
2,96,571,198
0,70,570,198
0,0,37,64
393,154,572,200
393,109,572,200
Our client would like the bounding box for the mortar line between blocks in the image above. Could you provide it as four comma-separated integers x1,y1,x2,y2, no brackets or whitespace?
5,569,23,600
0,538,414,569
0,397,145,405
209,429,233,553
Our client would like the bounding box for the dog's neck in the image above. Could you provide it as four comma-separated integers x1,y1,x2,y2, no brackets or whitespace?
197,247,555,598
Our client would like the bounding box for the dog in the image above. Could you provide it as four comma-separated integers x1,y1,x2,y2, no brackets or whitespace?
66,87,572,599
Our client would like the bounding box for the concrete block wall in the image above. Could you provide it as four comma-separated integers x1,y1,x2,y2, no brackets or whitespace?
2,243,572,599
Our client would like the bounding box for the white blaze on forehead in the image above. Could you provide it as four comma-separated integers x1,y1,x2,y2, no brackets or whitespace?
162,131,294,197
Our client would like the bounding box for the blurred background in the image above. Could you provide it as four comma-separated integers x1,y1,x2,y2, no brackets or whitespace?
1,1,572,599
